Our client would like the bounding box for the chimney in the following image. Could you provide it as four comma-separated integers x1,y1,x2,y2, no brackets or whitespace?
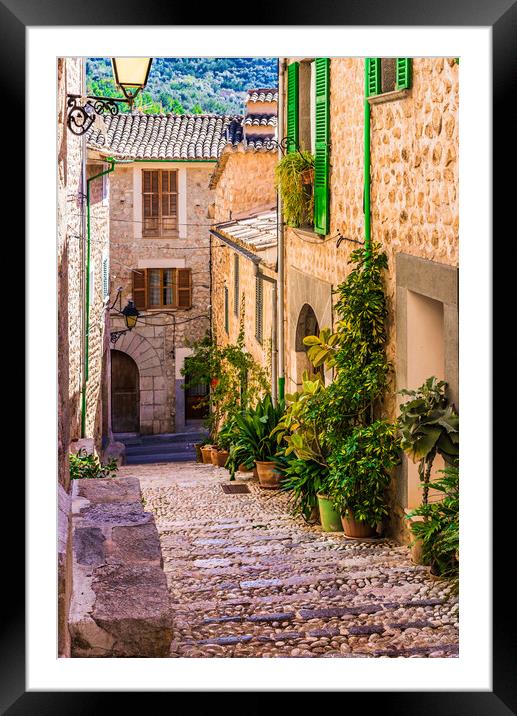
243,88,278,145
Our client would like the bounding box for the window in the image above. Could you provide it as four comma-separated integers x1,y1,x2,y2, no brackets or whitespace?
365,58,412,98
224,286,229,334
142,169,178,237
233,254,239,316
286,58,330,235
132,268,192,310
255,275,263,344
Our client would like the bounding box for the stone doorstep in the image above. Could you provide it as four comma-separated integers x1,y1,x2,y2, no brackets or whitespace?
69,476,172,657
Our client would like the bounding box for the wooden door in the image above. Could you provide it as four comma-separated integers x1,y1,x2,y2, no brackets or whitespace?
111,350,140,433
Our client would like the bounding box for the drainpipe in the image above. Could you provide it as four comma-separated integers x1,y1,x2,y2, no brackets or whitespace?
80,156,116,437
254,264,278,403
277,57,286,401
364,65,372,258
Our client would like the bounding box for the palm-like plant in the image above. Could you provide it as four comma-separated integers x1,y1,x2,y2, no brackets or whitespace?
398,377,459,506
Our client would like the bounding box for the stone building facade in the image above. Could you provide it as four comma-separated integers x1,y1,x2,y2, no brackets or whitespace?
210,90,278,380
57,57,112,657
87,113,251,435
279,57,459,540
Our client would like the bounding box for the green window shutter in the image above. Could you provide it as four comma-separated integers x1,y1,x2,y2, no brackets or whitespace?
286,62,299,153
365,58,381,97
233,254,239,316
224,286,229,334
395,58,412,90
314,57,330,236
255,275,263,344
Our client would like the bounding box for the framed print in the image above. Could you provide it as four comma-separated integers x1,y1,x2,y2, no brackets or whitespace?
6,0,508,709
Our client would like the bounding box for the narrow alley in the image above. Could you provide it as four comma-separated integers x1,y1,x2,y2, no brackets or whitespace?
121,461,460,658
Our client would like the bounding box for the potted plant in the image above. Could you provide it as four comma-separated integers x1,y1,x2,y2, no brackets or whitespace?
275,451,324,525
275,151,315,228
405,464,459,578
327,420,400,538
272,373,340,529
397,377,459,562
232,395,285,489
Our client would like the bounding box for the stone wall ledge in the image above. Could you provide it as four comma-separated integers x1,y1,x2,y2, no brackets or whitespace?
69,476,172,657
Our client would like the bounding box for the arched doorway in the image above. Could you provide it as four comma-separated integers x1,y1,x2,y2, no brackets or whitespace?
111,350,140,433
295,303,324,386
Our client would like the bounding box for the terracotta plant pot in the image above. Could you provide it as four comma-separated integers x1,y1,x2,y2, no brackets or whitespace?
238,462,250,472
194,443,203,463
317,494,343,532
410,538,424,565
255,461,282,490
341,513,378,538
216,450,229,467
210,447,219,466
201,445,214,464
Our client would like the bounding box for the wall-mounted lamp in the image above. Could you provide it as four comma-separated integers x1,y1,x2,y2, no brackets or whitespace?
110,298,141,344
67,57,152,138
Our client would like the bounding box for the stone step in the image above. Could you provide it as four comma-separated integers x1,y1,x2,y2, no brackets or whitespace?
119,431,207,447
126,451,196,465
125,442,199,456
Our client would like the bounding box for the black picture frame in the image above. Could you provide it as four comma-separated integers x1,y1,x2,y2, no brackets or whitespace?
9,0,507,710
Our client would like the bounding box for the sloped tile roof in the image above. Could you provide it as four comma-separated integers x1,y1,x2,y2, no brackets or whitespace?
243,114,277,127
246,89,278,103
86,113,243,160
244,133,276,150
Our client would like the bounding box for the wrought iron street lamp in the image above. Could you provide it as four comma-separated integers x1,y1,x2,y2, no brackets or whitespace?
110,298,141,344
112,57,153,105
67,57,153,137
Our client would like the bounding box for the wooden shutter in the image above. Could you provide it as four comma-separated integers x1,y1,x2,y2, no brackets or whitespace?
102,253,109,299
286,62,299,153
365,58,381,97
395,58,412,90
233,254,239,316
132,269,147,310
224,286,229,334
313,57,330,236
255,275,263,344
177,268,192,308
142,170,159,236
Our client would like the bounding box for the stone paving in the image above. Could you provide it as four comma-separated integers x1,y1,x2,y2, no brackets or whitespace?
118,461,459,658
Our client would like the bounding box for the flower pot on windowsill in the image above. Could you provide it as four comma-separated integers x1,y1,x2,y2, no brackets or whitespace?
341,512,378,539
255,461,282,490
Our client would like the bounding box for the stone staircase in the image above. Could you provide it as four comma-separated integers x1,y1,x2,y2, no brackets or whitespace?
116,430,208,465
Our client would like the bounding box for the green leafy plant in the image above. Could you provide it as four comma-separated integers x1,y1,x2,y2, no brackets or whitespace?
229,394,285,466
326,420,400,527
275,151,315,227
272,372,329,466
398,377,459,506
275,451,328,523
182,316,269,441
70,449,118,480
406,464,459,577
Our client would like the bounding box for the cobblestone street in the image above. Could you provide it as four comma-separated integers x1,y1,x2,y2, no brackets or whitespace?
118,461,459,658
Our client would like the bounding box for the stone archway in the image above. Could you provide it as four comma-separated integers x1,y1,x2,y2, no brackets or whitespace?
287,266,333,392
294,303,324,387
110,330,165,435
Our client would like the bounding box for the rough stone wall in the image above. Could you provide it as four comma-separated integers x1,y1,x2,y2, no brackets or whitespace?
213,150,277,224
84,162,110,449
211,242,274,381
57,56,83,659
108,163,212,434
282,57,459,540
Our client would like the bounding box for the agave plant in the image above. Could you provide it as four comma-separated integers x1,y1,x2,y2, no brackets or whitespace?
398,377,459,505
